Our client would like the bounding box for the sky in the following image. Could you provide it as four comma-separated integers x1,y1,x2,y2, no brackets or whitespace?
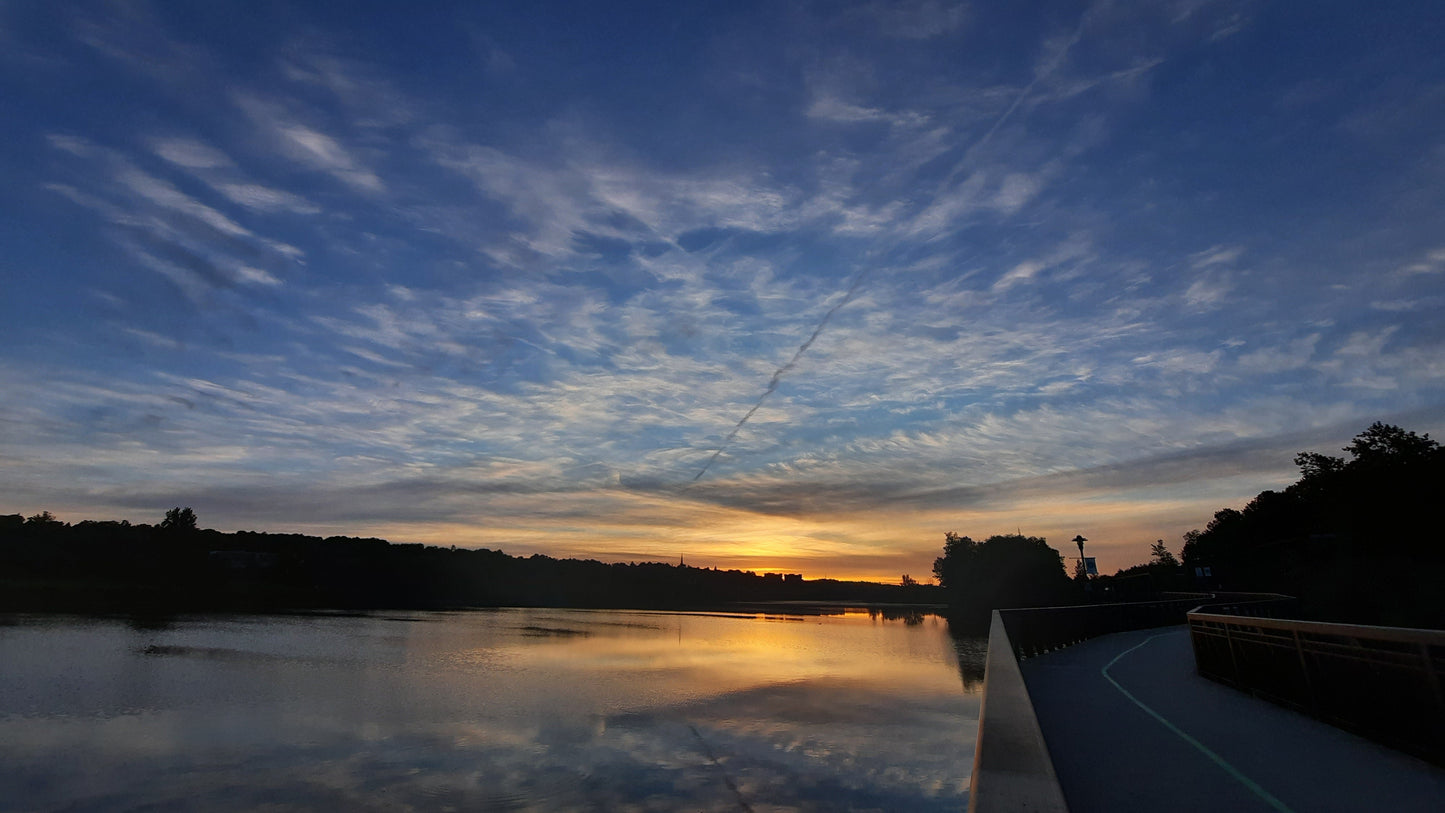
2,1,1444,582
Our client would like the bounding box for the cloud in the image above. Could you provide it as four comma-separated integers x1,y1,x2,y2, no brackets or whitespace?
278,50,415,128
993,260,1045,292
1235,334,1319,374
991,172,1044,214
845,1,970,40
236,93,385,193
671,400,1312,517
8,2,1445,582
152,137,234,169
212,183,322,215
279,123,384,191
115,167,252,238
1134,348,1221,376
418,134,807,265
42,134,299,297
148,135,323,215
1190,245,1245,268
1029,58,1166,105
69,2,213,84
991,234,1091,293
1398,246,1445,275
806,96,891,124
805,95,931,130
1183,275,1231,309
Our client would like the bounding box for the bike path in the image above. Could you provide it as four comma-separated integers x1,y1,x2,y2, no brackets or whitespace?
1018,625,1445,812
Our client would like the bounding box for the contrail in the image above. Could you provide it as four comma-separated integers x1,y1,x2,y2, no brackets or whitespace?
691,268,870,483
975,20,1082,151
933,12,1089,194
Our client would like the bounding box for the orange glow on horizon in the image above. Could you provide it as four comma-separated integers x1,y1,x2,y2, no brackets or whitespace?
53,465,1287,586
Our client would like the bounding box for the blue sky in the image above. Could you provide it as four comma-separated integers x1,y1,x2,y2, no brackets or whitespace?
3,1,1443,580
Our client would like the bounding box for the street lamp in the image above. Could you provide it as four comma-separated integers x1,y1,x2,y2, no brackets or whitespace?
1072,535,1089,586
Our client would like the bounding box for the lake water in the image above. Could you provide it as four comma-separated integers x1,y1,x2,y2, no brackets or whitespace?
0,608,983,812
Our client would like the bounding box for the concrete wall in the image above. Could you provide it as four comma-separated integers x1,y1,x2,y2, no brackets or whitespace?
967,610,1069,813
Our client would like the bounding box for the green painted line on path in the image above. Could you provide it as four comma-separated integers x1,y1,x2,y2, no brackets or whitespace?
1100,631,1296,813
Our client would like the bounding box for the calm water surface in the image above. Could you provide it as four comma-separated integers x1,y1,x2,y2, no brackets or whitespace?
0,609,983,812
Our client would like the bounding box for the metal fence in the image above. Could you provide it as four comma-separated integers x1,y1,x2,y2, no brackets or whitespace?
1188,593,1297,618
970,592,1299,812
1000,594,1213,658
1188,612,1445,766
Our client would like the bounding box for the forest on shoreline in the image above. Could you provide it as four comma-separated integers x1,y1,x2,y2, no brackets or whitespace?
0,509,939,615
7,422,1440,628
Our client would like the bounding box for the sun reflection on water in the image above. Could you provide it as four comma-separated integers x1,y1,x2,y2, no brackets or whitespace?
0,609,981,811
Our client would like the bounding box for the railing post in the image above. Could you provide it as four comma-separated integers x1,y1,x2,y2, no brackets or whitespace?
1422,641,1445,721
1223,619,1240,685
1187,615,1206,677
1292,628,1318,715
1188,610,1445,767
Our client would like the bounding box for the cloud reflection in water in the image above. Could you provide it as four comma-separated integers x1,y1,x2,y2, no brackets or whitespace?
0,609,980,811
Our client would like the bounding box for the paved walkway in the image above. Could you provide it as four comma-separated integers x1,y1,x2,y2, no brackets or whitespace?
1019,625,1445,812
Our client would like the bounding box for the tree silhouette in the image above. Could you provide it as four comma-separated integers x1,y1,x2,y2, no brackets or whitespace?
0,508,941,614
161,507,198,533
1345,422,1436,464
933,532,1071,626
1181,422,1444,625
25,510,63,527
1149,540,1179,569
932,532,977,591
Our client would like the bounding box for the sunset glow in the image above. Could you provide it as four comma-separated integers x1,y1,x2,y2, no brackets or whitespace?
3,2,1444,578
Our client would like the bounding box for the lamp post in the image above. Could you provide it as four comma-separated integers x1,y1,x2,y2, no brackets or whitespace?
1072,535,1089,587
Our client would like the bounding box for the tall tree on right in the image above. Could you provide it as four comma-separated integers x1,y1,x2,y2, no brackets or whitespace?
1181,423,1444,626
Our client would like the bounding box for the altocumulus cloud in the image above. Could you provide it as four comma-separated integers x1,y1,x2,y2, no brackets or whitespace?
1,1,1444,579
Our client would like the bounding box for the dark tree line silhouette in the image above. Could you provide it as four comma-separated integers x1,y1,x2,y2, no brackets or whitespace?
0,509,940,614
1178,422,1444,627
929,423,1444,630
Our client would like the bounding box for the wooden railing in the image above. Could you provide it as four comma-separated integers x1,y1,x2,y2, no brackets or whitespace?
1188,612,1445,766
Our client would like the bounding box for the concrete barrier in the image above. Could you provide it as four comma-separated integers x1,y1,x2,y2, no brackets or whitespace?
968,610,1069,813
